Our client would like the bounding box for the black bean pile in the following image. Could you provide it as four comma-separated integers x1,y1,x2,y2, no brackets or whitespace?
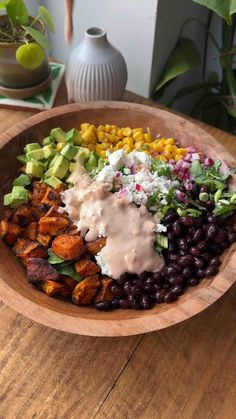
94,211,236,311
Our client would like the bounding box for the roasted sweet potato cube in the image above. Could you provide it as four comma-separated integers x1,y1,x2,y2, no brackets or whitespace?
44,206,68,219
85,238,106,256
3,234,18,246
75,258,100,276
4,208,14,220
11,206,34,227
72,275,100,305
31,181,47,204
41,187,63,206
15,240,47,265
12,237,30,254
37,280,70,298
0,220,22,239
39,216,69,235
36,233,52,247
94,277,114,303
51,234,85,260
27,258,59,283
23,222,38,240
60,275,77,291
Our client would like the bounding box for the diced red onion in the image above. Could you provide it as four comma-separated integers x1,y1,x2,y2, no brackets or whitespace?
176,190,186,201
135,184,142,191
117,188,128,198
204,157,214,166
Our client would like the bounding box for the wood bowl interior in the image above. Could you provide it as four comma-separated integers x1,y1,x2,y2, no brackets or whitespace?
0,102,235,336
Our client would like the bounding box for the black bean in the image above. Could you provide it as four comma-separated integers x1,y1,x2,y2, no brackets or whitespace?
165,263,180,276
197,241,208,252
179,216,195,227
228,232,236,243
209,256,221,267
177,238,188,251
143,283,154,293
153,271,162,282
123,280,132,295
193,228,204,242
154,289,166,303
163,211,177,224
210,244,222,255
130,296,142,310
206,224,218,240
196,269,206,278
168,275,185,285
167,252,179,262
179,255,193,267
205,266,219,277
201,252,212,262
139,271,151,281
182,267,193,279
172,220,182,235
111,297,122,309
220,242,229,251
190,246,200,256
153,283,162,291
207,214,219,224
194,257,205,269
164,291,178,303
187,278,200,286
185,235,193,244
189,227,196,236
110,284,123,297
167,231,174,240
191,184,199,197
170,285,184,295
119,299,132,309
168,242,176,252
117,273,128,284
140,295,153,310
132,285,143,296
94,301,113,311
215,230,228,243
205,201,215,210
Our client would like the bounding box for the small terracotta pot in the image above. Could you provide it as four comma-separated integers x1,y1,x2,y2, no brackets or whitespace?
0,15,50,89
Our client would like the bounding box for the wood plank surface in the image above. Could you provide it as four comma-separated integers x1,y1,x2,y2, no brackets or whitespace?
0,83,236,419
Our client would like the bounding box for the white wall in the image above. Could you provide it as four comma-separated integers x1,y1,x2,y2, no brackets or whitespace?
42,0,158,97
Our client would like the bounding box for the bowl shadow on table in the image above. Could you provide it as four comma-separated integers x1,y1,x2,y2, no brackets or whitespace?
0,102,235,337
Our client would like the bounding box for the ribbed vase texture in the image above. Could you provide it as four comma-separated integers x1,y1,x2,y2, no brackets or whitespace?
65,27,127,103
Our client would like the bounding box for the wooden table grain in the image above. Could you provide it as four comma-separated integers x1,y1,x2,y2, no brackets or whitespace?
0,84,236,419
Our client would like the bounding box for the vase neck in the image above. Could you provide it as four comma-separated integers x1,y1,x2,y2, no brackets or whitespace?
84,27,108,46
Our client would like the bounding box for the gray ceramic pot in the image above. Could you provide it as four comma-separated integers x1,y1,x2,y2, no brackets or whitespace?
0,15,50,89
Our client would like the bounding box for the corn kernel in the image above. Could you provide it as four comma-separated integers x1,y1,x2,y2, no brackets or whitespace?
176,148,188,155
80,123,91,131
105,124,111,133
115,141,124,150
163,150,172,159
164,144,173,153
134,141,144,150
147,127,152,136
123,137,134,147
107,134,118,144
88,144,96,151
97,125,105,131
56,142,65,152
164,138,175,145
102,142,112,150
133,132,144,141
156,155,167,162
117,128,124,139
123,144,133,153
96,144,103,154
175,154,183,161
144,133,152,143
133,128,144,134
97,131,106,142
100,150,107,158
122,127,132,137
153,143,163,153
81,130,96,143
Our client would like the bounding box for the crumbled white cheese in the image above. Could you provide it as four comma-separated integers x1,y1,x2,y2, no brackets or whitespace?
96,165,115,183
125,150,151,168
107,149,126,170
155,224,167,233
95,250,112,277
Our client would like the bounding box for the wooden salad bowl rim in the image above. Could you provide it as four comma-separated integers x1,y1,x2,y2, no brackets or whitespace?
0,101,235,337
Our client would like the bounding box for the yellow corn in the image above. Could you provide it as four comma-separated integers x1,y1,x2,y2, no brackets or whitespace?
56,142,65,152
100,150,107,158
175,154,183,161
97,125,106,131
88,144,96,151
156,155,167,162
164,138,175,145
176,148,188,155
123,144,133,153
134,141,144,150
164,144,173,153
144,133,152,143
133,132,144,141
115,141,124,150
123,137,134,147
122,127,132,137
80,123,91,131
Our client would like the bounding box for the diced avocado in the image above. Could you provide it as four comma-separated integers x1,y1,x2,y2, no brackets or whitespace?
44,166,54,178
25,143,41,153
4,193,12,206
11,186,29,208
13,174,31,187
84,152,98,173
49,154,60,168
75,146,90,162
97,158,106,171
26,148,44,161
66,128,82,145
50,128,67,143
51,155,70,179
43,145,55,159
44,175,63,188
69,162,76,173
26,161,44,178
60,144,79,161
43,136,54,146
16,154,28,164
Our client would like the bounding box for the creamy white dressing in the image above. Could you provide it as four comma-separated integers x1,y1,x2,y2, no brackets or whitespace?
61,164,164,278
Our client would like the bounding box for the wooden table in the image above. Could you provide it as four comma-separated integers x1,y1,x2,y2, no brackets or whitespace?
1,85,236,419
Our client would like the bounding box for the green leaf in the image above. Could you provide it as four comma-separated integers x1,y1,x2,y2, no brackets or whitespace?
16,43,45,69
48,249,64,264
43,86,52,103
38,6,56,33
56,263,83,282
0,1,7,9
190,160,203,177
155,38,201,92
193,0,236,24
22,26,52,51
6,0,29,26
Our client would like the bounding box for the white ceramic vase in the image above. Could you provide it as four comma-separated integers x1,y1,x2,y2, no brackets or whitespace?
65,27,128,103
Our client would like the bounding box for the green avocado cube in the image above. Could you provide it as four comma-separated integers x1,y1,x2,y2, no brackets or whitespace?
44,167,54,178
4,193,12,206
44,175,63,188
26,161,44,178
50,128,67,143
43,145,55,159
16,154,28,164
97,158,106,171
66,128,82,145
13,174,31,187
43,136,54,146
84,152,98,173
11,186,29,208
51,155,70,179
60,144,79,161
69,162,76,173
25,143,41,153
49,154,59,168
75,147,90,162
26,148,44,161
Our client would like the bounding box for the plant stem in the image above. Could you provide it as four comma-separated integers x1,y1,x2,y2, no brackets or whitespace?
0,29,14,40
181,17,220,52
30,14,40,28
202,11,213,83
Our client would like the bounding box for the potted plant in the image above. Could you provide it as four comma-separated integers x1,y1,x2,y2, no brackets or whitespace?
0,0,55,96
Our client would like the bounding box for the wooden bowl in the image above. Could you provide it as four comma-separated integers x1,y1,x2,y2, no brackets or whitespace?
0,102,235,336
